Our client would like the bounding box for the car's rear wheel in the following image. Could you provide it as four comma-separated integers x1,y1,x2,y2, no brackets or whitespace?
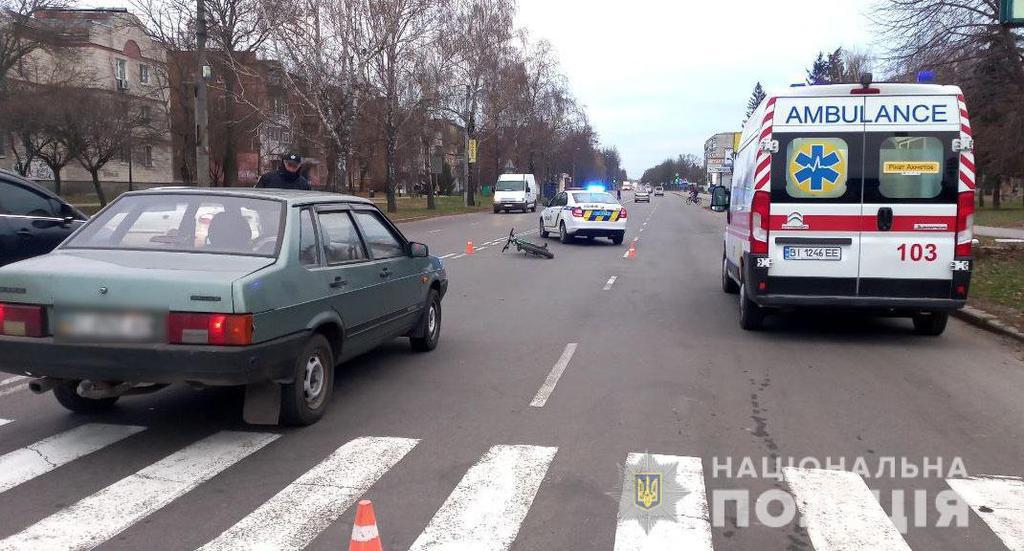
739,282,764,331
559,222,572,244
539,218,549,238
530,204,537,212
611,232,624,245
912,311,948,336
53,380,119,414
411,290,442,352
281,334,334,425
493,206,500,214
722,255,739,294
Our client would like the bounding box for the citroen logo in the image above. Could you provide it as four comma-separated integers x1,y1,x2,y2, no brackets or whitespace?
98,286,108,295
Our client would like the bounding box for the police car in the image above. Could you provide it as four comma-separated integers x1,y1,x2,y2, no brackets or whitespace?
540,189,627,244
710,78,975,335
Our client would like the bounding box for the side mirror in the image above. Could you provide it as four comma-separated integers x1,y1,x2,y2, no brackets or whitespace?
710,186,730,212
409,242,429,257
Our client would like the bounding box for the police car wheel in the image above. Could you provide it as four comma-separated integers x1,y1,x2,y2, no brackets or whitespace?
739,283,764,331
539,218,549,238
722,255,739,294
912,311,948,336
559,223,572,244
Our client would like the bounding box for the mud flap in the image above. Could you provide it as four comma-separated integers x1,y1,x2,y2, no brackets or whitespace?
243,382,281,425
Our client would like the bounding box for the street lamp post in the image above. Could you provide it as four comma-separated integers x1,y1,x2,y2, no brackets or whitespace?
194,0,211,187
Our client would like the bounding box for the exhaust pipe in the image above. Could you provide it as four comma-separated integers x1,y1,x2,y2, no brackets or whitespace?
28,377,61,395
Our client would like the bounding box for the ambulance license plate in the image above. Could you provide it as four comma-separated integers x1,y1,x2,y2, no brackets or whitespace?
783,246,841,261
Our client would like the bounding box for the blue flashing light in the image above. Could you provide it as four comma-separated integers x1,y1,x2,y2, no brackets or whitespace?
585,183,606,192
917,70,935,83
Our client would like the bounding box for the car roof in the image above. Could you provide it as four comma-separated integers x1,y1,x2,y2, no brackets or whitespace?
122,187,376,207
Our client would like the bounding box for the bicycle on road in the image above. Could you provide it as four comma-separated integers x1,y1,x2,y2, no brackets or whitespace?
502,228,554,259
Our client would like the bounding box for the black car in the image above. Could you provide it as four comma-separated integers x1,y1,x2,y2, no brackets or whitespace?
0,169,87,267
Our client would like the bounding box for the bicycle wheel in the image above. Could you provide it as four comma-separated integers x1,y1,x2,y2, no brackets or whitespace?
522,242,554,259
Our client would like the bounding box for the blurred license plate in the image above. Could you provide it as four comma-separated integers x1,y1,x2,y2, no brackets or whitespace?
56,311,158,342
783,246,841,261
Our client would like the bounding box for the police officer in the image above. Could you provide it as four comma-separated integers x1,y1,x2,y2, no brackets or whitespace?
255,152,311,190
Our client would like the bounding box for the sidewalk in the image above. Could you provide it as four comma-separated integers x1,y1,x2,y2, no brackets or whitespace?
975,225,1024,239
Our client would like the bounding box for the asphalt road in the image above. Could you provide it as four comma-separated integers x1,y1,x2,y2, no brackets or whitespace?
0,193,1022,550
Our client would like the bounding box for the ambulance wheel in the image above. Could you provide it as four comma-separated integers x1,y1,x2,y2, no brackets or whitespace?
739,283,764,331
539,218,549,238
912,311,948,336
722,255,739,294
611,232,624,245
559,222,572,244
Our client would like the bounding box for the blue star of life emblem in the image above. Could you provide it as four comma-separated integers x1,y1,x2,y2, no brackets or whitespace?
794,144,841,191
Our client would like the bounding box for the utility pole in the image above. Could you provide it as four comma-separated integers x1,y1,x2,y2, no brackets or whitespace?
194,0,211,187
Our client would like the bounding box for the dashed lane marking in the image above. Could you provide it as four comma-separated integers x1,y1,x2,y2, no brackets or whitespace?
439,253,457,259
529,343,578,408
0,383,28,399
603,276,617,291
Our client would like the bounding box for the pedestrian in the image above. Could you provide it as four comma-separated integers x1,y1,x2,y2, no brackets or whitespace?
255,152,311,190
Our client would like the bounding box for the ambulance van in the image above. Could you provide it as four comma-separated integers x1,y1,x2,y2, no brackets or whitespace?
710,80,976,335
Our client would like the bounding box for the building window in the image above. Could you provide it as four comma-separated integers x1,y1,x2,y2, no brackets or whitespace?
119,145,130,164
139,64,149,84
115,59,127,81
140,105,152,124
143,145,153,168
271,96,287,116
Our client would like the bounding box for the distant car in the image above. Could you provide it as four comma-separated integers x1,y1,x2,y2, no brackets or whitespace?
654,186,665,196
540,189,626,244
634,189,651,203
622,183,632,191
0,188,447,425
0,169,87,267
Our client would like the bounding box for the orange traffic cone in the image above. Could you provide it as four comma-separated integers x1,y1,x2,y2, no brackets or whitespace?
348,500,383,551
465,241,475,255
627,243,637,259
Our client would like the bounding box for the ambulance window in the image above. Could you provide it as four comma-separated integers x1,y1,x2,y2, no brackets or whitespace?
784,137,849,199
877,137,944,199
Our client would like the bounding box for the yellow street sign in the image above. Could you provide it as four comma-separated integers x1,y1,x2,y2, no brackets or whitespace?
468,139,478,164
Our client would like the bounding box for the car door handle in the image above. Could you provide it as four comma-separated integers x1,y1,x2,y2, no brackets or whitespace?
877,207,894,231
329,277,348,288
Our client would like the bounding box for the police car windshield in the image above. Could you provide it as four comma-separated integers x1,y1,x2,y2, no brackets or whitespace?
572,192,617,204
495,180,525,192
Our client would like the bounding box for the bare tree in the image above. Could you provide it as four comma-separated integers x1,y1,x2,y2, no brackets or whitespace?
0,0,70,91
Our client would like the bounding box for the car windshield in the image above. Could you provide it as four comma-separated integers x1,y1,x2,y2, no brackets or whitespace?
495,179,525,192
572,192,618,204
65,194,284,257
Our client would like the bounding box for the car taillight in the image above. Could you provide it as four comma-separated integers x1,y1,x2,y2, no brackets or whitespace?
571,207,584,217
955,191,974,257
750,190,770,254
0,303,45,337
619,208,627,219
168,313,253,346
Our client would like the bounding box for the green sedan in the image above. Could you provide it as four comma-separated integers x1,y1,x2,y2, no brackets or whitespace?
0,189,447,425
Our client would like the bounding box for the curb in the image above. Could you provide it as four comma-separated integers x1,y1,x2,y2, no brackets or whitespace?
952,306,1024,342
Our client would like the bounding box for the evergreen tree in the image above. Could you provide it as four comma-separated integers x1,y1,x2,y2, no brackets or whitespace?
744,82,766,124
806,52,830,85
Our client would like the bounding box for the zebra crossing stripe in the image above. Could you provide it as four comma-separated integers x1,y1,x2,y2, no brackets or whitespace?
0,423,146,495
0,419,10,428
408,444,558,551
198,436,419,551
947,475,1024,550
613,454,713,551
0,430,278,551
783,467,912,551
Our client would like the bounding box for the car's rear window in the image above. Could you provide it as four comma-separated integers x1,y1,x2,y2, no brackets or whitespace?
877,136,944,199
571,192,618,204
65,194,284,257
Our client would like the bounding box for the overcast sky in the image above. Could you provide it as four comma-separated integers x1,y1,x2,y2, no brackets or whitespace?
516,0,878,177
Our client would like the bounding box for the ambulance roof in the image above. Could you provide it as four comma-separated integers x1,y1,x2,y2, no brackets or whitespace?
769,83,963,98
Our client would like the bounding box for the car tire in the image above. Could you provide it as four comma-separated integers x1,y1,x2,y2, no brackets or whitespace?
539,218,549,238
53,380,119,414
739,282,764,331
611,232,624,245
280,333,334,426
493,206,500,214
722,255,739,294
559,222,572,244
912,311,948,336
411,290,442,352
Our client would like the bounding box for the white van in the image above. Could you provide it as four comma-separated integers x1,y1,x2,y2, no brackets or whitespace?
493,174,539,213
711,80,976,335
